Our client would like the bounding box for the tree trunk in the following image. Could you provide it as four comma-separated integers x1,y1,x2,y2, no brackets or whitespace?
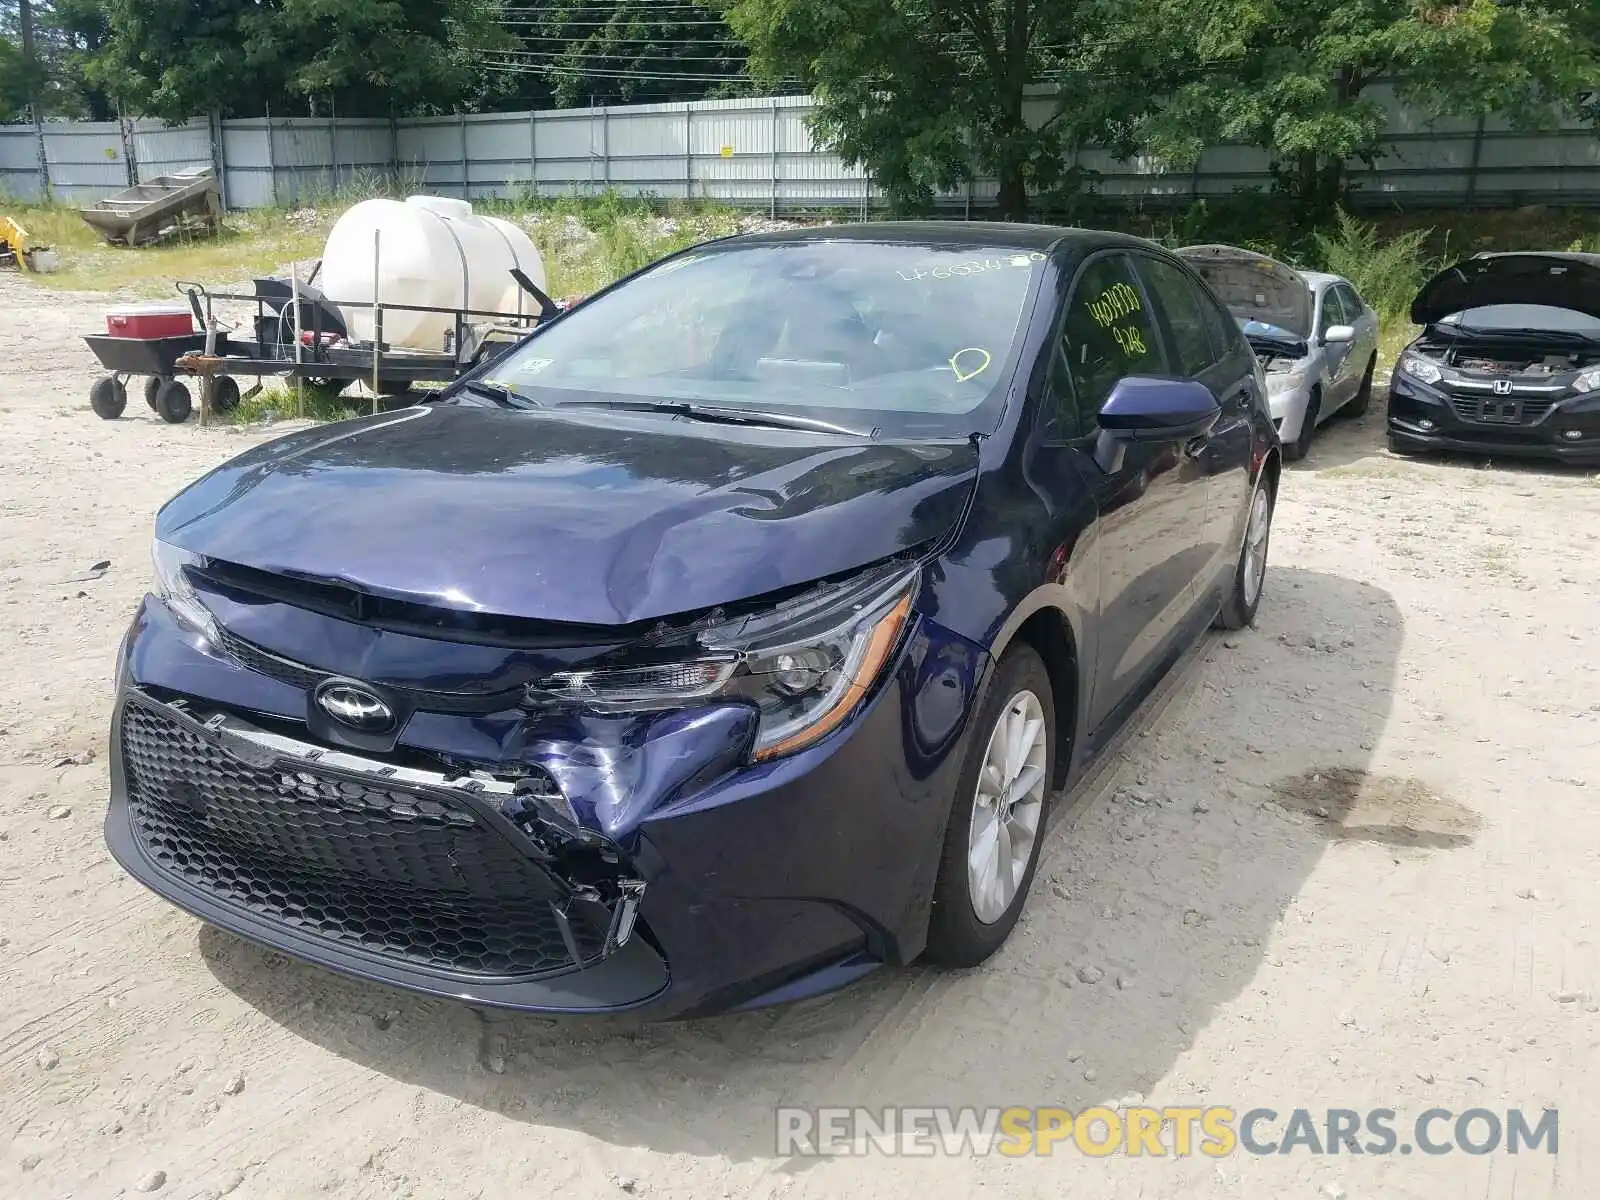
996,163,1028,221
1289,150,1344,221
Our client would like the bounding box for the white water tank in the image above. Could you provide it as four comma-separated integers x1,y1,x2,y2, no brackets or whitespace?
318,195,547,352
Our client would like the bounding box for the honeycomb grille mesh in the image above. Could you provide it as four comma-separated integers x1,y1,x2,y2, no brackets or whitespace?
119,701,606,977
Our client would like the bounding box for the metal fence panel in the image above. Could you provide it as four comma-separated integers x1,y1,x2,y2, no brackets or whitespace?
131,119,212,181
220,121,274,209
3,90,1597,212
396,117,466,195
0,126,43,201
41,122,126,202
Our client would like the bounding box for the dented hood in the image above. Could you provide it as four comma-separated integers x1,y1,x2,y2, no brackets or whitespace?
1410,252,1600,326
156,404,977,627
1177,244,1313,337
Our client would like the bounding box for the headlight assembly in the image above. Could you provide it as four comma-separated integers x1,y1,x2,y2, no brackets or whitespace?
1573,367,1600,394
528,564,918,760
152,539,218,643
1398,353,1444,386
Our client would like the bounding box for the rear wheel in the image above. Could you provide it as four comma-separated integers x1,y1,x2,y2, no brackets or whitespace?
154,379,192,424
90,376,126,420
924,645,1057,967
1346,356,1377,417
1215,476,1275,630
1284,387,1320,462
144,375,163,411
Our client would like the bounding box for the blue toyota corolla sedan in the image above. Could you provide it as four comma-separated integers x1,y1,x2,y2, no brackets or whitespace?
106,223,1281,1019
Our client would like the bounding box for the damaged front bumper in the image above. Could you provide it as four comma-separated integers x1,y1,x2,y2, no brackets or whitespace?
106,594,989,1018
106,687,672,1011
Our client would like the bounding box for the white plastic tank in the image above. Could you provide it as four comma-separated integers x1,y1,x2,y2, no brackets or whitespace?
318,195,547,351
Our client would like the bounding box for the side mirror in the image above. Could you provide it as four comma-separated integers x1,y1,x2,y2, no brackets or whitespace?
1323,324,1355,345
1097,376,1221,443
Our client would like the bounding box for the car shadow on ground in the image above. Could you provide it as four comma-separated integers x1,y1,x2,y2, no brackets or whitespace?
1301,401,1599,479
200,565,1413,1164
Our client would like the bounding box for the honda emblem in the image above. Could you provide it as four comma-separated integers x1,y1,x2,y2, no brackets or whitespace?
1492,379,1513,395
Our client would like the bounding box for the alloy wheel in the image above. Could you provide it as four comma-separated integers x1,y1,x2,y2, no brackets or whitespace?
1243,486,1272,606
967,688,1048,925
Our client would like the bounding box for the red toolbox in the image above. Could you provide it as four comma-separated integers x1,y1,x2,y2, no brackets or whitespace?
105,303,194,339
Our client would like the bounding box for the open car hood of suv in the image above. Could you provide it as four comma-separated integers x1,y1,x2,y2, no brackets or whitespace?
156,404,978,628
1177,244,1312,337
1411,252,1600,326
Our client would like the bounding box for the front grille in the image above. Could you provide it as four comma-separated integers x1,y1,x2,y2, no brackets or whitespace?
1447,395,1558,426
213,625,524,714
120,699,607,977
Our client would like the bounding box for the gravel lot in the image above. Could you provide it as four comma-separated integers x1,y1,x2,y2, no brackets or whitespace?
3,268,1599,1200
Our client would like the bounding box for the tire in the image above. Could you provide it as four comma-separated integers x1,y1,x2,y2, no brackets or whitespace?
154,379,192,424
1346,356,1377,417
144,376,163,411
924,644,1058,967
1284,387,1320,462
210,375,241,412
376,378,413,398
1214,475,1276,630
90,376,127,420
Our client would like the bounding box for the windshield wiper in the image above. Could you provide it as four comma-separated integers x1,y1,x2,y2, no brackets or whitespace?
562,399,873,438
448,379,542,410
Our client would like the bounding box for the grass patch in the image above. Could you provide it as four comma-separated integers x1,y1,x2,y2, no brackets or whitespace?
220,381,368,425
8,203,330,296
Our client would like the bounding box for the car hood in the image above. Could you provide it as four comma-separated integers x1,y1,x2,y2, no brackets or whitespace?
1177,244,1312,337
156,404,978,627
1411,252,1600,326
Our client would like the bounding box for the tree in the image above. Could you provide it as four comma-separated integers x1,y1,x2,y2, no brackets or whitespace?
717,0,1157,219
1142,0,1600,218
84,0,509,121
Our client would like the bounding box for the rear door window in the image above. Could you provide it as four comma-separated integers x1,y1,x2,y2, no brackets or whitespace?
1335,284,1363,322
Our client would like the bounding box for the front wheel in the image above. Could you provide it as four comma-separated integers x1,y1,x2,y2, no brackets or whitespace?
90,376,127,420
1215,478,1275,630
923,645,1057,967
1284,388,1320,462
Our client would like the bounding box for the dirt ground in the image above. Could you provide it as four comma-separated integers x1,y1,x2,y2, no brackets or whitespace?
3,268,1599,1200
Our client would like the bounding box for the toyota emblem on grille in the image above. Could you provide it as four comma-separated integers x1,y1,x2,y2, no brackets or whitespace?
1492,379,1514,395
314,680,395,732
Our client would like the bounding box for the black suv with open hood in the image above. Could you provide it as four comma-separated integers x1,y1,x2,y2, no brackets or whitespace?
1388,252,1600,464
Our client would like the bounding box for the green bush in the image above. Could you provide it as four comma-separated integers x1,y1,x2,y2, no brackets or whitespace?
1311,208,1437,320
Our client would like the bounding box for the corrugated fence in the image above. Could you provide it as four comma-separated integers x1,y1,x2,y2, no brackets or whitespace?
2,88,1597,213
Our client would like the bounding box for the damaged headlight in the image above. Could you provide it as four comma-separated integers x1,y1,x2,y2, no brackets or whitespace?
152,539,218,643
530,564,918,761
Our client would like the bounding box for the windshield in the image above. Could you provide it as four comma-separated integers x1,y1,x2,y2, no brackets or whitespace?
1438,304,1600,337
485,239,1046,437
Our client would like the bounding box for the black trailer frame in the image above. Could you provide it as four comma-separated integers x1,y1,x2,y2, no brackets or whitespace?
85,271,561,426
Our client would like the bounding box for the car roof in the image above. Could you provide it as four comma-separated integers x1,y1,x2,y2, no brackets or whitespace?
721,220,1164,254
1469,250,1600,269
1299,270,1345,291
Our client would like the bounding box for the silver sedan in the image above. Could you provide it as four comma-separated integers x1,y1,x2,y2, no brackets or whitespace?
1179,245,1381,460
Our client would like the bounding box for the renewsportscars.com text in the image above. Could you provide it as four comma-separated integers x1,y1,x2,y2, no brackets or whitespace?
775,1106,1559,1158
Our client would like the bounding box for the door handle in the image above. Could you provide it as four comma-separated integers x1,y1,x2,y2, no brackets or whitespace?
1184,434,1209,460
